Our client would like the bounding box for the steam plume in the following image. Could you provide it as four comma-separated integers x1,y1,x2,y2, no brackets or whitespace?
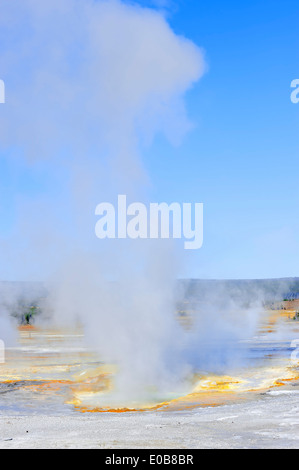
0,0,206,402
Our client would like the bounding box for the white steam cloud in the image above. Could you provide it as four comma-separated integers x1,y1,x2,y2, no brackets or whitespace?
0,0,263,405
0,0,205,279
0,0,204,162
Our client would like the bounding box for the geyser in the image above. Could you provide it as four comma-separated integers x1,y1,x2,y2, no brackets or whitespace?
0,0,206,405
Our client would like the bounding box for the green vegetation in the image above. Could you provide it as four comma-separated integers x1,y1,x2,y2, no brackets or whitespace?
9,300,42,325
23,306,39,325
293,311,299,321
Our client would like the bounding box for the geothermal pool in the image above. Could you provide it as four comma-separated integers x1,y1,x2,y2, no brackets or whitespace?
1,307,299,417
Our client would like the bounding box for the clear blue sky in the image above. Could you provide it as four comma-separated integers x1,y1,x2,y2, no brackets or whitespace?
0,0,299,280
143,0,299,278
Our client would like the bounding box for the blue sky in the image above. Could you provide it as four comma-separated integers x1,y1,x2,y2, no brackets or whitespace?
142,0,299,278
0,0,299,280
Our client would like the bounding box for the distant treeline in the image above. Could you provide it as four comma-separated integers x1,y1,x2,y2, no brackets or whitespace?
177,277,299,304
1,278,299,324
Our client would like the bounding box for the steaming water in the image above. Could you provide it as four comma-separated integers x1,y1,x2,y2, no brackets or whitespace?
1,307,299,415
